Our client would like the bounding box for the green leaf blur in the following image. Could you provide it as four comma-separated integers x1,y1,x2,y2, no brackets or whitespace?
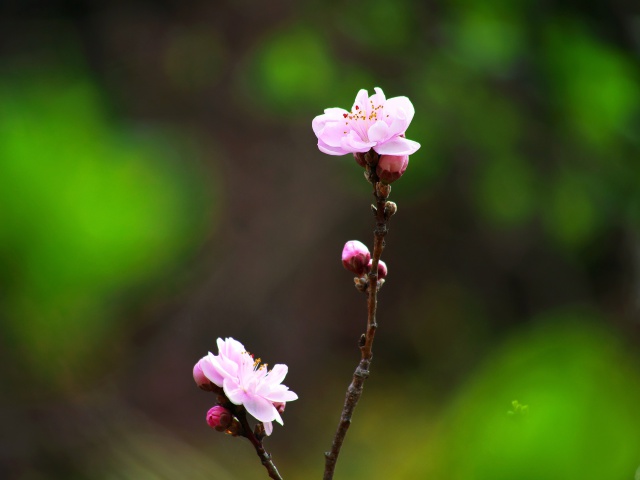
422,313,640,480
0,71,212,393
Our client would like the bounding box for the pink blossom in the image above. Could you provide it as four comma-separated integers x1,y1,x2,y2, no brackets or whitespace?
342,240,371,276
199,338,298,435
312,87,420,157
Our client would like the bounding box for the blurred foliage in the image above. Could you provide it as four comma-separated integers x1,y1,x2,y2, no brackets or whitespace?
0,69,213,394
412,312,640,480
544,21,639,149
252,26,336,112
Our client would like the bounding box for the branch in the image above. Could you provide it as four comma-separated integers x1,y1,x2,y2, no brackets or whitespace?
323,152,391,480
233,405,284,480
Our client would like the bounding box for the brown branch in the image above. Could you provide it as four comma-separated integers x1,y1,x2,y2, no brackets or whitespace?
323,151,391,480
233,405,284,480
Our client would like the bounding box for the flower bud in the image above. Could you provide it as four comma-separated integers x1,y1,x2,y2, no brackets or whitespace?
384,201,397,218
342,241,371,276
274,402,286,414
193,358,215,391
376,155,409,184
206,405,233,432
368,259,388,280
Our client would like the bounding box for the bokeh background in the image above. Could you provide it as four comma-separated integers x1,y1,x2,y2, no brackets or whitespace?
1,0,640,479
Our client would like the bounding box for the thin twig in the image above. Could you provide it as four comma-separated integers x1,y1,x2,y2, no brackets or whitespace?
323,152,390,480
234,407,284,480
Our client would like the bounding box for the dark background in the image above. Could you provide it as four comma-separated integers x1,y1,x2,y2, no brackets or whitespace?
1,0,640,478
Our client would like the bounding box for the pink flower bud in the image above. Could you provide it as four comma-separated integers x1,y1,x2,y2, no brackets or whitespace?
274,402,286,414
368,259,388,279
342,240,371,276
206,405,233,432
193,358,212,390
376,155,409,184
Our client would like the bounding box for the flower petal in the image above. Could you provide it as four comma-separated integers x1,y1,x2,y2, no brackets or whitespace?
312,109,348,137
352,89,369,112
342,130,375,153
218,337,245,364
374,136,420,156
266,364,288,385
367,120,390,143
369,87,386,108
385,96,415,129
263,421,273,436
264,388,299,403
223,377,247,405
244,395,278,423
273,408,284,426
320,120,350,147
318,138,349,156
200,353,225,386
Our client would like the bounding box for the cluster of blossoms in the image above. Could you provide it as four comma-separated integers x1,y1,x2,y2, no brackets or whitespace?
312,87,419,183
193,337,298,436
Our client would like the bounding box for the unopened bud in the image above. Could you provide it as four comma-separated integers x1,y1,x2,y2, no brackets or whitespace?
376,155,409,184
194,358,215,391
354,276,368,293
206,405,233,432
384,201,397,218
342,240,371,277
274,402,286,414
368,259,388,280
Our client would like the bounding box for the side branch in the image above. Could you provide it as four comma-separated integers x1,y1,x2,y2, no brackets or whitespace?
323,152,391,480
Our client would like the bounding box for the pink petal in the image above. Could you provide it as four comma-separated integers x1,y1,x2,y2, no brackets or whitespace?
244,395,278,422
223,377,247,405
352,89,369,112
385,96,415,128
324,107,349,117
219,337,245,363
369,87,386,107
312,109,348,137
267,364,288,385
367,120,390,143
318,139,348,156
263,421,273,436
264,388,298,403
320,121,350,147
342,130,375,153
209,352,238,380
374,136,420,156
273,408,284,426
200,353,224,386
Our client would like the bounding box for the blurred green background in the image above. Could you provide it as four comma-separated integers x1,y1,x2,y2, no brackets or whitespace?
1,0,639,479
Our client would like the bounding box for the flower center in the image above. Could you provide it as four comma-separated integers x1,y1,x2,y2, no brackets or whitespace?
342,99,386,139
